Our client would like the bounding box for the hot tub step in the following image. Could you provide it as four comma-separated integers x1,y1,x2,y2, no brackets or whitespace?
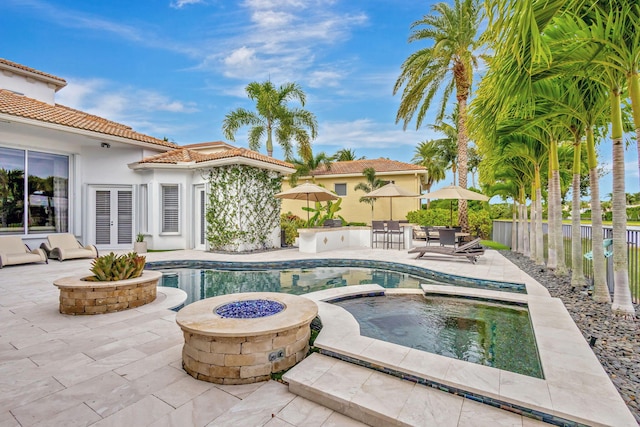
283,353,542,427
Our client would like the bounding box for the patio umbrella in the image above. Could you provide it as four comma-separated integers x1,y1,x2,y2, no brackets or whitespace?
362,182,419,220
417,185,489,225
274,182,339,223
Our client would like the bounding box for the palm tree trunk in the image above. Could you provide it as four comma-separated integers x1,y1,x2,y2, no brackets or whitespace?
535,168,545,265
518,198,525,254
610,89,635,317
457,96,469,232
586,127,610,303
530,182,537,261
522,192,530,258
571,140,585,289
628,73,640,186
547,148,557,270
551,139,567,276
266,126,274,157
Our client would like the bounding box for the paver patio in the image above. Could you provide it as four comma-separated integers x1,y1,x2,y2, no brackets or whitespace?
0,248,634,426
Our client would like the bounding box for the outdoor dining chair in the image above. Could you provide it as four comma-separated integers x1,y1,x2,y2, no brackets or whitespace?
386,220,404,250
372,221,387,248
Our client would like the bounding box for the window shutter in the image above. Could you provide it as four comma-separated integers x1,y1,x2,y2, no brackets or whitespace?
162,185,179,233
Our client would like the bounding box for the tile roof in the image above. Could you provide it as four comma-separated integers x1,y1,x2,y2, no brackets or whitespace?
0,58,67,86
138,147,294,169
0,89,177,149
311,158,426,176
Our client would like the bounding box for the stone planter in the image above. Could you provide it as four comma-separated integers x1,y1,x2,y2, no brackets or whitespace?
53,270,162,315
133,241,147,253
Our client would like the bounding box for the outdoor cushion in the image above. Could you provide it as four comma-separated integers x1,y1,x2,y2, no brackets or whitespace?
0,236,47,268
41,233,98,261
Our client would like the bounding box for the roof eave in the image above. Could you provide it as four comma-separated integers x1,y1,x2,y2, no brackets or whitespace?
129,156,295,174
0,64,67,91
0,113,177,151
295,170,427,179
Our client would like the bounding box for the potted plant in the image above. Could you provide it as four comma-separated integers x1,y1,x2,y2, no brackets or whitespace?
134,233,147,253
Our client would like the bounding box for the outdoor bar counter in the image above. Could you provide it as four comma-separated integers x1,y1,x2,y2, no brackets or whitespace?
297,225,414,253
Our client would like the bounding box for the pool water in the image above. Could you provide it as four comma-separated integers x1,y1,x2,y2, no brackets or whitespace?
159,267,423,306
334,294,543,378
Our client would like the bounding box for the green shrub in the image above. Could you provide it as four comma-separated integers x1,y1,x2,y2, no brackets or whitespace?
406,208,455,226
468,210,492,239
281,212,306,245
85,252,146,282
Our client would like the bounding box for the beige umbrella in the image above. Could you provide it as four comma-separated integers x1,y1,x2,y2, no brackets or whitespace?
362,182,419,220
417,185,489,225
275,182,339,223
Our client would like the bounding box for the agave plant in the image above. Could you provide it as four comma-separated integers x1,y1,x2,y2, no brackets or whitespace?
85,252,146,282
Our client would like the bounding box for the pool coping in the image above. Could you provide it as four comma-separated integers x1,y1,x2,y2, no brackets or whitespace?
303,284,636,427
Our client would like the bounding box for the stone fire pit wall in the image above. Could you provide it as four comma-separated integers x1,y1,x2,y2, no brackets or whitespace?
53,271,162,315
176,292,318,385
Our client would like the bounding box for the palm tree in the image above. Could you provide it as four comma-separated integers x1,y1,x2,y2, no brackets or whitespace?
428,116,459,185
289,151,332,186
355,167,384,222
222,81,318,160
332,148,361,161
411,140,446,208
393,0,482,232
467,146,481,188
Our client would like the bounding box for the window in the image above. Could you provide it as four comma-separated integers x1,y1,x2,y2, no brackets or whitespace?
0,147,69,235
161,184,180,233
334,183,347,196
139,184,148,234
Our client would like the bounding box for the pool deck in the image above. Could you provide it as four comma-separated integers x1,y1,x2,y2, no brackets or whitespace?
0,247,636,426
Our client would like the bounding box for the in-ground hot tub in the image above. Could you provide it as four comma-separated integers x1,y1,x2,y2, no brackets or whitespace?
175,292,318,384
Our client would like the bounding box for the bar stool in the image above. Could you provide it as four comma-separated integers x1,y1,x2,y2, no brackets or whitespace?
372,221,387,248
386,221,404,250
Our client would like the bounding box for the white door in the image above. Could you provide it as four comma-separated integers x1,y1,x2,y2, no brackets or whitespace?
91,186,133,250
194,185,206,250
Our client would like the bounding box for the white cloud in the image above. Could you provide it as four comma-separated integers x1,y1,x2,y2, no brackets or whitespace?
170,0,205,9
315,119,437,149
56,78,198,137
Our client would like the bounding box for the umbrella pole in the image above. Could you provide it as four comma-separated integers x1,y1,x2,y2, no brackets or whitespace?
390,198,392,221
306,197,310,225
450,200,453,226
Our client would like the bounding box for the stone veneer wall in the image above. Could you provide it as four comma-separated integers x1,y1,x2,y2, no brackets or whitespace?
182,323,311,385
56,274,160,315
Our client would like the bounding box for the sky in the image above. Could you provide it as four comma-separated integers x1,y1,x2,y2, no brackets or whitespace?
1,0,638,197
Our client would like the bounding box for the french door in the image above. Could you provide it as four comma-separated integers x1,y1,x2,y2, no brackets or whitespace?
90,186,133,250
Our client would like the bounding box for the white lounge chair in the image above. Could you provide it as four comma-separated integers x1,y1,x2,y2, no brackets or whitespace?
40,233,98,261
408,238,485,264
0,236,47,268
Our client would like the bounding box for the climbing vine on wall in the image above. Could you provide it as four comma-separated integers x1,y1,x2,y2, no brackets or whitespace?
204,165,282,251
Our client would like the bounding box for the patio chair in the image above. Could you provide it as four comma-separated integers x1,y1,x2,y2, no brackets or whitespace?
438,228,458,247
425,226,440,246
386,220,404,250
408,238,485,264
40,233,98,261
372,221,386,248
0,236,47,268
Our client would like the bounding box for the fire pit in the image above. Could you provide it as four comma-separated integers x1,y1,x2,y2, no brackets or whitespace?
175,292,318,384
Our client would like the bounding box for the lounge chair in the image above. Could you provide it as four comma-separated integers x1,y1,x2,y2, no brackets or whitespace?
0,236,48,268
408,238,485,264
40,233,98,261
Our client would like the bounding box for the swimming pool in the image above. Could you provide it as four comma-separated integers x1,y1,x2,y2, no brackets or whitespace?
149,259,526,306
334,294,543,378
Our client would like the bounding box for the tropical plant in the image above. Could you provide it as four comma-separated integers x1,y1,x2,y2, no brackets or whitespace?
332,148,361,161
412,140,447,208
354,167,384,221
280,212,306,246
136,233,145,243
85,252,145,282
302,199,344,227
222,81,318,160
394,0,483,232
289,151,332,186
